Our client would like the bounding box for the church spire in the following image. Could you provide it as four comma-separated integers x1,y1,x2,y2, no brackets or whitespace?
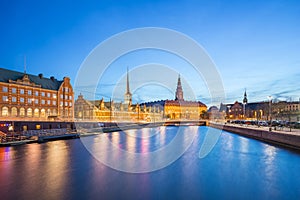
175,74,184,101
124,67,132,105
243,89,248,104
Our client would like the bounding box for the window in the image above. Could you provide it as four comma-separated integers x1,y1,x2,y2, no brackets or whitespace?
65,102,68,106
41,100,45,104
41,92,45,97
47,109,51,116
20,89,24,94
2,86,8,92
12,88,17,93
47,100,51,105
27,108,32,117
65,95,68,99
69,102,72,107
28,90,32,95
69,96,72,100
35,99,38,104
53,94,57,98
47,93,51,97
65,87,69,92
11,107,17,116
41,109,46,118
34,109,39,117
60,94,63,99
1,107,8,116
28,98,33,104
20,108,25,116
35,91,39,96
2,96,8,102
20,97,25,103
60,102,63,106
12,97,17,102
53,100,56,105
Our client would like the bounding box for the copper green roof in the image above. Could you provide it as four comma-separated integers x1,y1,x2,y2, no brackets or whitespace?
0,68,63,90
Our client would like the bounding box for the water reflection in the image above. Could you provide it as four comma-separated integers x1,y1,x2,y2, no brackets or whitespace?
2,127,300,199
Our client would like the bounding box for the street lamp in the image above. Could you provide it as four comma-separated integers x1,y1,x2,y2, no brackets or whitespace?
268,96,272,131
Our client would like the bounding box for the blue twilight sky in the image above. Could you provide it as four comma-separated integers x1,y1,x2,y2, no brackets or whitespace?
0,0,300,106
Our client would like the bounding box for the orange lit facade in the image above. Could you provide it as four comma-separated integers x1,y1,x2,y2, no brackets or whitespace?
0,68,74,121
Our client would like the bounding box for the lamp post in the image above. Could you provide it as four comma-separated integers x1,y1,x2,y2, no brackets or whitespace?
268,96,272,131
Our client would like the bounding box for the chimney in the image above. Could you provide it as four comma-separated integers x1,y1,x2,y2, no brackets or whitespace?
38,73,43,79
50,76,55,81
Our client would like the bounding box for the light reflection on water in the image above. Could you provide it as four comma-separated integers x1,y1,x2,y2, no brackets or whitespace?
1,126,300,199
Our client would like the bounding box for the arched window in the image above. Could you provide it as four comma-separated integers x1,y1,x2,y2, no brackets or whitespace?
1,107,9,116
20,108,25,116
27,108,32,117
47,109,51,116
34,109,39,117
11,107,18,116
41,109,46,118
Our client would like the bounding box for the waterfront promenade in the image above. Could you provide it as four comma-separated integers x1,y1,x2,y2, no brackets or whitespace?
210,122,300,150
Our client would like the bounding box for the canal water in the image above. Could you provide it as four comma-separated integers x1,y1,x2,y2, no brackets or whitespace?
1,126,300,200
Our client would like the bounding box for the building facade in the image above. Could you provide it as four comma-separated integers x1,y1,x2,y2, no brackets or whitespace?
74,72,207,122
0,68,74,122
144,75,207,120
220,91,300,122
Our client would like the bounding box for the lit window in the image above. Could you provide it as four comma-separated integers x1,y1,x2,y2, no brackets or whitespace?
12,88,17,93
41,92,45,97
11,107,17,116
2,86,8,92
53,94,57,98
20,108,25,116
28,90,32,95
1,107,9,116
35,99,39,104
41,100,45,104
20,89,24,94
12,96,17,102
60,102,63,106
35,91,39,96
20,97,24,103
34,109,39,117
2,96,8,102
27,108,32,117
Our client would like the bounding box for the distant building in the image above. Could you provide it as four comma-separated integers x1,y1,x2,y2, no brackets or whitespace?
74,72,207,122
220,91,300,122
0,68,74,122
74,69,162,122
144,75,207,120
